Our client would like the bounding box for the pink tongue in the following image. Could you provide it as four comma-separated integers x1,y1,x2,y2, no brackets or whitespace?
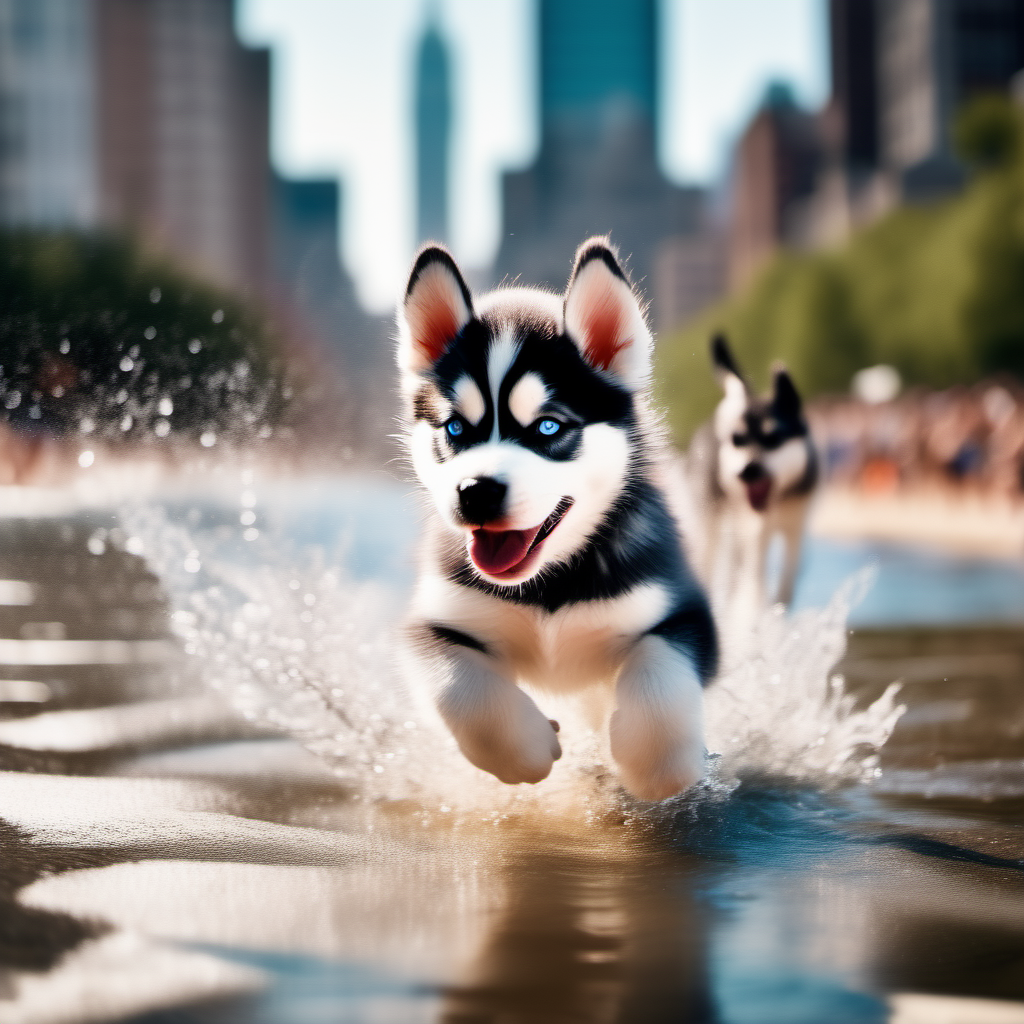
471,526,541,575
746,477,772,511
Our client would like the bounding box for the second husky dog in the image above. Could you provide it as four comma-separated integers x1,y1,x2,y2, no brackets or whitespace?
398,238,717,801
688,335,817,609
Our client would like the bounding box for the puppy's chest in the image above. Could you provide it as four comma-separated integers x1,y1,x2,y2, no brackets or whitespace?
429,579,672,692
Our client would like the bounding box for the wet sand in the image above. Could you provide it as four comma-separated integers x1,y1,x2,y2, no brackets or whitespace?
0,514,1023,1023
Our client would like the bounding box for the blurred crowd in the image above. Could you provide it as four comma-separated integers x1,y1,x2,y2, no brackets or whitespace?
810,382,1024,498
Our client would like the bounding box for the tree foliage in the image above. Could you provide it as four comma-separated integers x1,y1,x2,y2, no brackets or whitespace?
0,231,287,442
656,95,1024,444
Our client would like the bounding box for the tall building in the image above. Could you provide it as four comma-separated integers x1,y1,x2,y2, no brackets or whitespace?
272,174,392,453
827,0,880,171
272,175,384,381
0,0,272,296
540,0,656,135
830,0,1024,197
0,0,98,228
492,0,703,318
728,85,822,291
414,16,451,245
0,0,380,454
725,0,1024,294
95,0,271,294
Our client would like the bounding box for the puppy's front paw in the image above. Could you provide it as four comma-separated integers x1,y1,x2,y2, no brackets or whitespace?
466,715,561,785
456,693,562,785
609,709,704,801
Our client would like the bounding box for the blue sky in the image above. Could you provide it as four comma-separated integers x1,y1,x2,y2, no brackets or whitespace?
238,0,827,312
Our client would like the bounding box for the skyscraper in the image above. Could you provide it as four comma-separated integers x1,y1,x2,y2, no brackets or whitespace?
828,0,1024,196
730,0,1024,286
95,0,271,293
0,0,272,295
414,16,451,244
492,0,702,318
828,0,880,171
540,0,657,134
0,0,98,228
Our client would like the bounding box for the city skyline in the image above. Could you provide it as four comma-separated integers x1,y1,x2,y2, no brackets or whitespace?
238,0,827,311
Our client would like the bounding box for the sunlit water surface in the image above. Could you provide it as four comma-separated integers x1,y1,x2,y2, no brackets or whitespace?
0,474,1022,1024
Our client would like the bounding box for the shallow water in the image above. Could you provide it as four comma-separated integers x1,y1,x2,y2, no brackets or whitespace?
0,477,1022,1024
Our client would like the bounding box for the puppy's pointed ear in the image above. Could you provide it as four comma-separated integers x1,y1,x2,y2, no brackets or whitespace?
772,364,803,419
399,246,473,373
710,333,745,384
710,332,746,404
563,237,651,388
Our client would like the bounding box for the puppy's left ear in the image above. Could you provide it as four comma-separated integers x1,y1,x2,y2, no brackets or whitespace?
772,364,803,419
563,237,652,388
399,246,473,374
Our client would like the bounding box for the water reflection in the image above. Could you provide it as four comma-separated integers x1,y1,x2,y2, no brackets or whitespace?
0,486,1023,1022
441,825,716,1024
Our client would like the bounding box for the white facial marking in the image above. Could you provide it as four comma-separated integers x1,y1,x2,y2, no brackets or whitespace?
764,437,809,493
714,374,747,441
508,372,549,427
717,439,750,501
454,375,485,426
486,331,520,440
409,418,632,586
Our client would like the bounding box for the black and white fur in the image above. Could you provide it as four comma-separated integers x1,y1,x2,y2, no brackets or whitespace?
398,238,717,801
688,335,817,609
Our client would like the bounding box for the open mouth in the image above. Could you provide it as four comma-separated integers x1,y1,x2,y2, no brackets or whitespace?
745,476,772,512
470,497,574,579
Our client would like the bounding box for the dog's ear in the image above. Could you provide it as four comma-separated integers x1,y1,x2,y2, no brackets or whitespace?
563,237,651,388
710,333,747,407
399,246,473,373
772,364,803,419
710,333,745,386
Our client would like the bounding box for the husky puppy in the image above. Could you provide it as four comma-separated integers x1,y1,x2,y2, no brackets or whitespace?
398,238,717,801
688,335,817,609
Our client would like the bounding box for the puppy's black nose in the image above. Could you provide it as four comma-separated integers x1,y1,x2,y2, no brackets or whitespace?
458,477,507,525
739,462,768,484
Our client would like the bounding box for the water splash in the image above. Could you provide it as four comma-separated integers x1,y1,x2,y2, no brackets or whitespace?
123,503,904,811
704,572,905,788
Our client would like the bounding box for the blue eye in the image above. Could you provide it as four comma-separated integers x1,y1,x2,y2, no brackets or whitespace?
445,419,464,438
537,419,561,436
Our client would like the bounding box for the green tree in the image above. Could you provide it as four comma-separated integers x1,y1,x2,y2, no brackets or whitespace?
0,231,288,442
656,95,1024,445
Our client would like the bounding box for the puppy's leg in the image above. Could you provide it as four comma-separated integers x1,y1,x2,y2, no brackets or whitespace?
776,503,808,607
433,643,561,785
609,634,705,801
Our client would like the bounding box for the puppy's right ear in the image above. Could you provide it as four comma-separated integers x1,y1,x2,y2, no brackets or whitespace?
399,246,473,373
710,333,743,383
710,333,746,402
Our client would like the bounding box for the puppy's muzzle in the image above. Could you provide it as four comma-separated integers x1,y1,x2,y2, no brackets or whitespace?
457,476,507,526
739,462,768,484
